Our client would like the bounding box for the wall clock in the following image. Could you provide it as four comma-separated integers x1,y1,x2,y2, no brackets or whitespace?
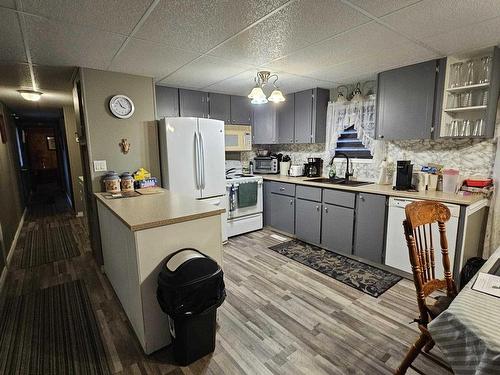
109,94,135,119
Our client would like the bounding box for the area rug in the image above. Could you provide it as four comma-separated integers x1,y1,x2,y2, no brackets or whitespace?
0,280,110,374
269,240,402,297
16,224,80,269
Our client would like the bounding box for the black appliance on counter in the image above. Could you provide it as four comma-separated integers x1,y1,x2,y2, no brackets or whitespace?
304,158,323,177
394,160,413,190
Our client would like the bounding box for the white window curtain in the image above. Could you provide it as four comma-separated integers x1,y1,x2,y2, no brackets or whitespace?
325,96,385,164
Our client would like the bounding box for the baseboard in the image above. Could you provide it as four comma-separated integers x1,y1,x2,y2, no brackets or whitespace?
0,207,27,293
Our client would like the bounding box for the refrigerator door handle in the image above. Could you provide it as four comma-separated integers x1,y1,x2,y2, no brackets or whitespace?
199,131,206,189
194,131,200,189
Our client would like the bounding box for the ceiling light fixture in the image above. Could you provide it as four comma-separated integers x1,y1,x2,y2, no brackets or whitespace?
248,71,285,104
18,89,43,102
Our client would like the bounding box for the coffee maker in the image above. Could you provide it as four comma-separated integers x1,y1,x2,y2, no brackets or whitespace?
305,158,323,177
394,160,413,190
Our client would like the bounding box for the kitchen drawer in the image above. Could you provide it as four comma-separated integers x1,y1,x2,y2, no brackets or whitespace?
270,181,295,197
296,185,321,202
322,189,355,208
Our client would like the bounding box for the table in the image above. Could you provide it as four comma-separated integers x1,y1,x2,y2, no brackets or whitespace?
428,247,500,374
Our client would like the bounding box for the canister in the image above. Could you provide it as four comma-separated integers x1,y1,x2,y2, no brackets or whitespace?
120,172,135,192
103,172,121,193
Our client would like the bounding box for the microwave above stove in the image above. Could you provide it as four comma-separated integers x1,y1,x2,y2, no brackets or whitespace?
253,156,279,174
224,125,252,152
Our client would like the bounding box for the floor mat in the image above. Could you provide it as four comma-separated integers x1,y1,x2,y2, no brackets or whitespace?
0,280,110,374
16,224,80,268
269,240,402,297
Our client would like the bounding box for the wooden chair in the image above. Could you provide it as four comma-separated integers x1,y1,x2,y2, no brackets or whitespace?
395,201,458,375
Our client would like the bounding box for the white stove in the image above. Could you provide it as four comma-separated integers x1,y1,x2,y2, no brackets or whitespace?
225,161,263,237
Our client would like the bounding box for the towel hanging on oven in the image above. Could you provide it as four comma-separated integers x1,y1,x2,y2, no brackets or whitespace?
237,182,258,208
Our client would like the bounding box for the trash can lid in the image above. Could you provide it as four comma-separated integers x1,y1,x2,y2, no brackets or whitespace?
166,249,205,272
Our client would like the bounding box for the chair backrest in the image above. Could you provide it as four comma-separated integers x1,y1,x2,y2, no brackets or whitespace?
403,201,457,325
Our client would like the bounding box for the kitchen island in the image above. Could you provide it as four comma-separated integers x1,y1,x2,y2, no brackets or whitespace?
95,189,225,354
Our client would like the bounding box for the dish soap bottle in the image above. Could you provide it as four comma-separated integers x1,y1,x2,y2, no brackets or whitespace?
328,163,336,180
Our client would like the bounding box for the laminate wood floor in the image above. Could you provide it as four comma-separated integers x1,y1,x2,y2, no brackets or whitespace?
1,197,452,375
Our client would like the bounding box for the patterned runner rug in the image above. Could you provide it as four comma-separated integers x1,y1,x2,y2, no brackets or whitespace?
269,240,402,297
0,280,110,375
16,225,80,269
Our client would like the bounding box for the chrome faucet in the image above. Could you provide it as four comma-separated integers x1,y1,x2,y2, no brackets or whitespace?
329,152,353,182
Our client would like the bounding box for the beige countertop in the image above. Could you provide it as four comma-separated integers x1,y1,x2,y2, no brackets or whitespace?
262,175,486,206
95,189,225,231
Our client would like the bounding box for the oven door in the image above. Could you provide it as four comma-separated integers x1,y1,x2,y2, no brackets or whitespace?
227,181,263,219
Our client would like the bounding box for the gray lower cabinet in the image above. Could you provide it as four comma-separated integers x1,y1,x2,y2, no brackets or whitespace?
209,93,230,123
321,203,354,255
179,89,209,118
270,193,295,234
295,199,321,244
277,94,295,143
230,95,251,124
252,104,277,144
155,86,179,118
353,193,387,263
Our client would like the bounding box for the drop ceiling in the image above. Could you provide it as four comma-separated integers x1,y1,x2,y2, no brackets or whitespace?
0,0,499,101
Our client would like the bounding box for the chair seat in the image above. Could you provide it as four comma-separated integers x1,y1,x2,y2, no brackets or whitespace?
426,295,454,319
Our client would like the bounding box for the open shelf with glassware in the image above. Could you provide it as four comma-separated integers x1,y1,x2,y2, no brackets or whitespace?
439,46,500,139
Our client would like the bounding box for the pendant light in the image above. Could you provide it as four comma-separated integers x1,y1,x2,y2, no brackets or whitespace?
247,71,285,104
18,89,43,101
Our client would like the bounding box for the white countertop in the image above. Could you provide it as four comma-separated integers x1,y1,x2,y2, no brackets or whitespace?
95,189,225,231
262,175,487,206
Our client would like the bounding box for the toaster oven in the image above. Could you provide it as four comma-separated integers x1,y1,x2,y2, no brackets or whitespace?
253,157,279,174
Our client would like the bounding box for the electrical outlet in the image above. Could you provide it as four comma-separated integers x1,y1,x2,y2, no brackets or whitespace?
93,160,107,172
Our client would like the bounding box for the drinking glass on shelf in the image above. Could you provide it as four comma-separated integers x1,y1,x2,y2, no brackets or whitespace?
450,120,460,137
481,90,488,106
464,60,475,86
479,56,491,83
462,120,472,137
473,119,484,136
461,91,472,107
449,62,463,88
444,122,452,137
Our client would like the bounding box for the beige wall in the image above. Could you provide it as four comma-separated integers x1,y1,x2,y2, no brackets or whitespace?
63,105,84,214
80,68,159,193
0,102,25,273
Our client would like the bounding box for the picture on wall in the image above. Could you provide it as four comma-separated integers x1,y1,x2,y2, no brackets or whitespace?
47,136,56,150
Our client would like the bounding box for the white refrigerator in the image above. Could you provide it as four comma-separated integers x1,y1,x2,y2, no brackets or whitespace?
159,117,227,240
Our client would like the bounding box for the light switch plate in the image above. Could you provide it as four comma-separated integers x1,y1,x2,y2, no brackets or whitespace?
93,160,107,172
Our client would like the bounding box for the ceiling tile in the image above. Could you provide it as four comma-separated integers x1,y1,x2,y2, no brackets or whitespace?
308,42,438,82
25,16,126,69
0,0,16,8
421,16,500,56
267,22,419,75
346,0,421,17
22,0,154,35
271,72,335,93
110,38,200,80
33,65,75,91
135,0,289,54
381,0,500,40
0,63,31,87
0,9,27,62
159,56,252,89
209,0,371,66
203,70,258,95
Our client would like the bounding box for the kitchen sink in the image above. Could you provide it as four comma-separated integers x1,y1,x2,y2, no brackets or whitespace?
306,177,373,187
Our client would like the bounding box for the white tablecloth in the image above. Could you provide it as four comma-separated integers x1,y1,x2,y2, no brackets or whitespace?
428,247,500,374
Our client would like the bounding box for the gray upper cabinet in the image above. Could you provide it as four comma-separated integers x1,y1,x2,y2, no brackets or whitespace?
155,86,179,119
230,95,252,124
354,193,387,263
209,93,231,123
270,193,295,234
376,59,444,140
179,89,209,118
293,88,329,144
321,203,354,255
252,104,277,144
295,198,321,245
277,94,295,143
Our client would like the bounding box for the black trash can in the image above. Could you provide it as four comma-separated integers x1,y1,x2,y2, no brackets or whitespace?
157,248,225,366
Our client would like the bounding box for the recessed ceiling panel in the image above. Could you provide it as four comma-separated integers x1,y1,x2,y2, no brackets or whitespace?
346,0,421,17
25,16,126,69
0,9,27,62
22,0,154,35
381,0,500,40
421,16,500,56
209,0,370,66
134,0,289,54
33,65,75,91
267,22,421,75
109,38,200,79
159,56,253,89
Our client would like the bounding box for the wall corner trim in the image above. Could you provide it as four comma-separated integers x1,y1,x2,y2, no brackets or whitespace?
0,208,27,293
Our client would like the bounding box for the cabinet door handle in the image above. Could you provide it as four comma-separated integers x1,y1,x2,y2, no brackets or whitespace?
324,207,328,213
290,139,293,143
359,195,364,201
280,187,285,191
316,205,320,211
379,135,384,139
289,200,293,205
